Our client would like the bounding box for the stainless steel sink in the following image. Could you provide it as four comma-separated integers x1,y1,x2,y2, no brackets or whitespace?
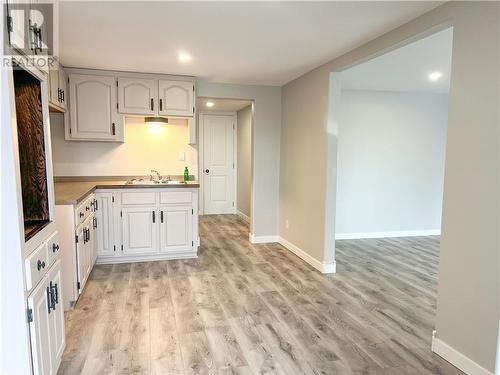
162,180,186,184
126,179,160,185
126,178,186,185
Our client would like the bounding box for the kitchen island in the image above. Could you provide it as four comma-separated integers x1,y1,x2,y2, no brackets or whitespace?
54,177,199,309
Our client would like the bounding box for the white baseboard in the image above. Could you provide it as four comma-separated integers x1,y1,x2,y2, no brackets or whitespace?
278,236,336,274
96,251,198,265
249,233,279,244
335,229,441,240
432,331,494,375
237,211,250,223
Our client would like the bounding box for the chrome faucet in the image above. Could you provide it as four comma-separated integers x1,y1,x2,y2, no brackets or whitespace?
150,169,161,182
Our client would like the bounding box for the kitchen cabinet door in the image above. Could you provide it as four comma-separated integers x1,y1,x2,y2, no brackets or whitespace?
122,207,158,255
68,74,123,141
158,80,194,117
75,225,88,294
159,206,193,253
27,278,52,375
90,215,97,265
96,193,115,257
118,77,155,115
47,261,65,374
84,219,93,277
49,66,60,106
5,1,31,56
48,62,67,111
58,68,68,110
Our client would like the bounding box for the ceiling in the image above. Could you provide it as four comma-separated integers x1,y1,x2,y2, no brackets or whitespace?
197,97,252,113
59,1,442,86
341,27,453,93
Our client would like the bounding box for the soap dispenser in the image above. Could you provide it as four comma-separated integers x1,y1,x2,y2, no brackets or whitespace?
183,166,189,182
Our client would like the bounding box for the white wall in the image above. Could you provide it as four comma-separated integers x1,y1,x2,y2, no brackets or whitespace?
336,90,448,238
50,115,198,177
237,104,252,219
280,2,499,372
197,80,281,238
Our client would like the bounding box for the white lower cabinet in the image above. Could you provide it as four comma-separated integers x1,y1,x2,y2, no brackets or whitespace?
28,278,52,375
27,247,65,375
122,206,158,255
76,214,96,294
160,205,193,253
55,193,98,310
96,192,114,256
46,261,65,371
75,224,88,293
96,188,199,263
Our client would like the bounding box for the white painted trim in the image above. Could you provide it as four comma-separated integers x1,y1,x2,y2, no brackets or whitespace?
249,233,279,244
335,229,441,240
495,319,500,375
96,250,198,265
278,236,336,274
237,210,250,223
432,331,494,375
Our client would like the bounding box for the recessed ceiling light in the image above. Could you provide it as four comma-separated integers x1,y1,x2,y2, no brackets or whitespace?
428,71,443,81
206,101,214,108
178,51,192,63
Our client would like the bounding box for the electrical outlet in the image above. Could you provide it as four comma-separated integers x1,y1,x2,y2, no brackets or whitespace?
178,151,186,161
285,220,289,229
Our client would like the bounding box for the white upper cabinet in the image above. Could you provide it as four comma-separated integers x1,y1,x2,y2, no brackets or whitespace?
68,74,123,142
49,66,60,108
58,68,68,110
158,80,194,117
118,77,155,115
49,62,67,111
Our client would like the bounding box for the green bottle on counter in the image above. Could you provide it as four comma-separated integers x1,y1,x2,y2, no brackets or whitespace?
183,166,189,182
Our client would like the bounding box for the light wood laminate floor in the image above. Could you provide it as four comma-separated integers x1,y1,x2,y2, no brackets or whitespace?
59,215,463,375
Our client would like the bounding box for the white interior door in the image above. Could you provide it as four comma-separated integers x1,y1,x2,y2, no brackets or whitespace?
202,114,235,214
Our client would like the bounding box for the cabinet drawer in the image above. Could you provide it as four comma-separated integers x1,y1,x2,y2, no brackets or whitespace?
75,196,92,225
75,202,86,225
121,192,156,205
25,243,49,291
46,231,60,266
160,191,192,204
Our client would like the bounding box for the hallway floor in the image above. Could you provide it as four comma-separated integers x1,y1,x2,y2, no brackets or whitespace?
59,215,463,374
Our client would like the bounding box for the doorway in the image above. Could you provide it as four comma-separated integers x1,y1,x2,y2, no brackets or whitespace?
198,97,253,221
335,27,453,241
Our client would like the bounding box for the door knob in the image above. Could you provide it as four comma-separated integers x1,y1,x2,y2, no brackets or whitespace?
205,169,209,174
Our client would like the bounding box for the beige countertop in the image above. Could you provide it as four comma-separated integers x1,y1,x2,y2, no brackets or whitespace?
54,177,200,205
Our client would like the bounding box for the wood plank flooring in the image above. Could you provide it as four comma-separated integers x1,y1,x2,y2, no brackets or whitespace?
59,214,463,374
